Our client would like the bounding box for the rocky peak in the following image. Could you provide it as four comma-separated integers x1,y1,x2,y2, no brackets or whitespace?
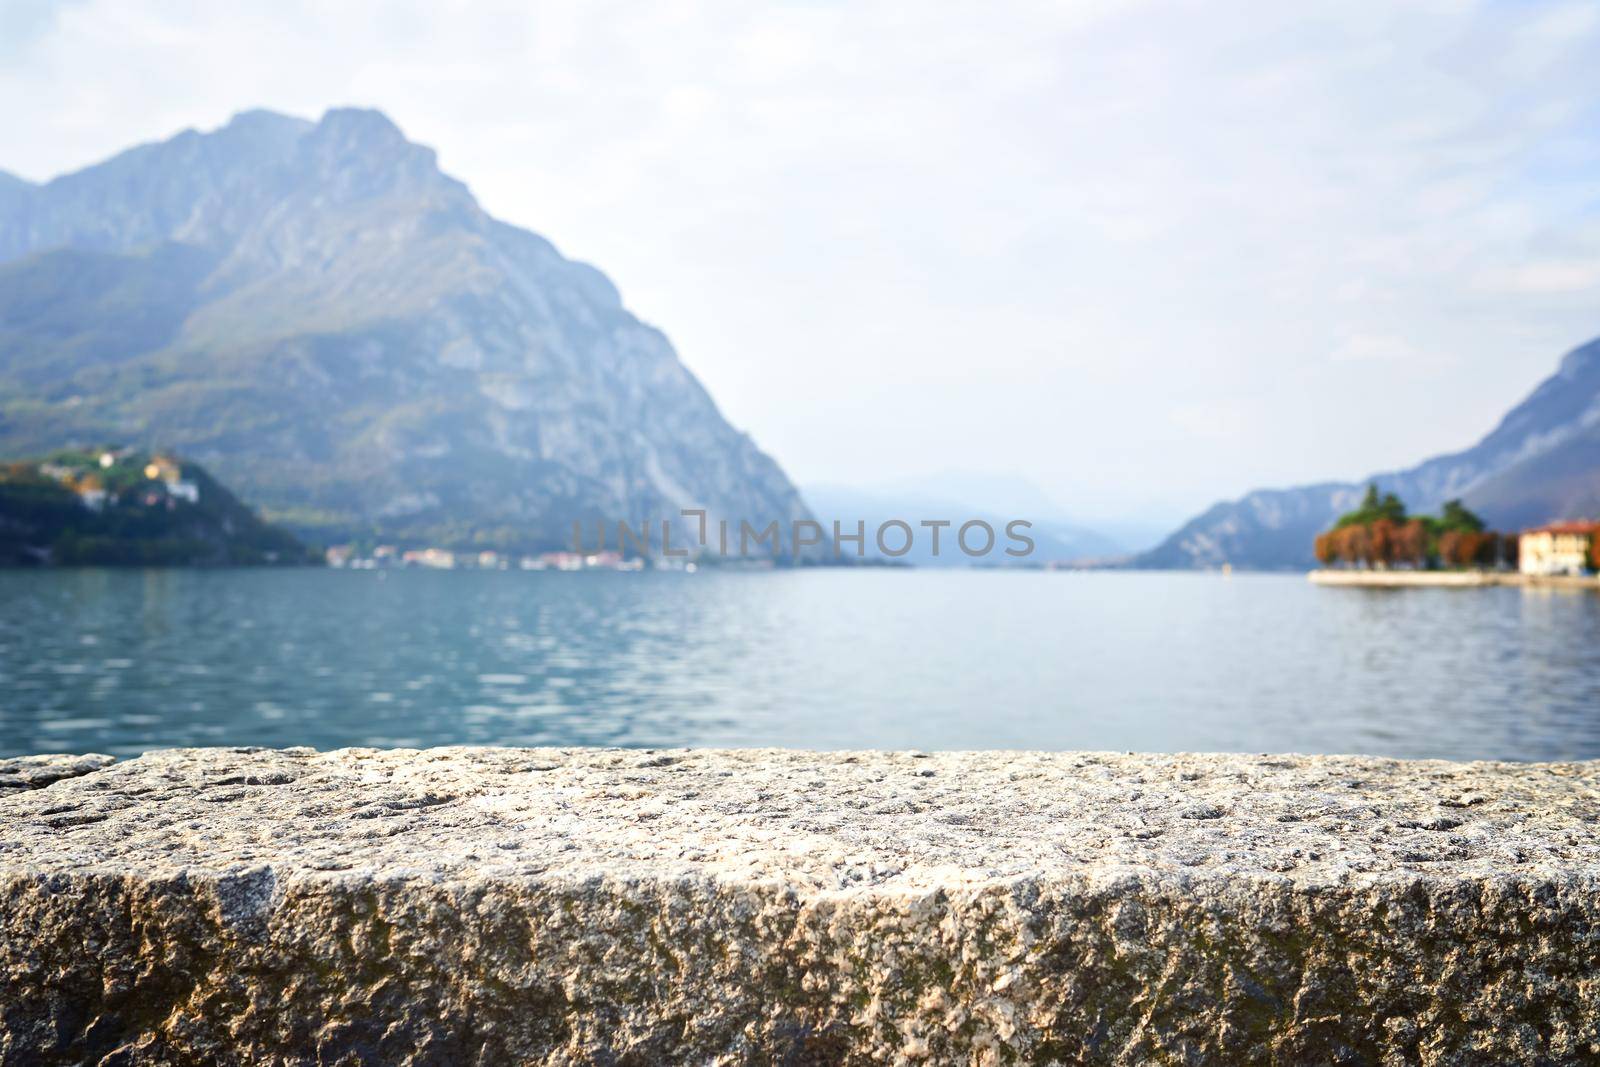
220,108,314,141
292,108,465,207
1556,336,1600,380
0,108,468,267
0,107,816,553
311,107,407,149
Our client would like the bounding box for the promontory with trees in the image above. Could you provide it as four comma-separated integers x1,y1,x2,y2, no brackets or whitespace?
1313,486,1517,570
0,448,315,567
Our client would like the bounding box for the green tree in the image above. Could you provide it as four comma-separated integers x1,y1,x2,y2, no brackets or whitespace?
1334,483,1407,529
1439,499,1485,533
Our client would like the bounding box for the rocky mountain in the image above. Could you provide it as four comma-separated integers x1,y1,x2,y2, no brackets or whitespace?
0,109,813,553
1137,336,1600,569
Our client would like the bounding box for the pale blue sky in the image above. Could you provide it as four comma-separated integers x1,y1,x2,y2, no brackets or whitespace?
3,0,1599,526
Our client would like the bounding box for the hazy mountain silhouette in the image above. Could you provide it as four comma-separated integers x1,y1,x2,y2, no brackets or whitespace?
805,480,1125,565
0,108,812,552
1138,336,1600,569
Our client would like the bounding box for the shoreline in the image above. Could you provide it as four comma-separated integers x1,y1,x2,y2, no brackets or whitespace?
1309,568,1600,589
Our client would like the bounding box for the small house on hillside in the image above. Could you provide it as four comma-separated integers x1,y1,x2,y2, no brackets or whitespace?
1519,522,1600,576
146,455,200,503
73,473,108,512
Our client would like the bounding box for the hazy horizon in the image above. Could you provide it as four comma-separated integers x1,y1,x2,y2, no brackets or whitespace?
5,0,1599,528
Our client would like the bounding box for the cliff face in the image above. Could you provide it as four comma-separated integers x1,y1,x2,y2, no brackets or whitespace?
0,109,812,552
4,746,1599,1063
1139,337,1600,569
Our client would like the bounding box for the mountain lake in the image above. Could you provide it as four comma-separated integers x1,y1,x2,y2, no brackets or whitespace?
4,566,1599,761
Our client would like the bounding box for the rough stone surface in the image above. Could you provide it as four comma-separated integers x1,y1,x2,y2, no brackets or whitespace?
2,747,1599,1064
0,753,114,797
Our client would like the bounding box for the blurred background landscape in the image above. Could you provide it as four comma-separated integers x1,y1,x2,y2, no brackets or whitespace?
2,1,1599,759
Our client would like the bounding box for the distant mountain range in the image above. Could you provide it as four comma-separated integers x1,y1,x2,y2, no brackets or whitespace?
1137,336,1600,569
805,481,1127,566
0,108,812,553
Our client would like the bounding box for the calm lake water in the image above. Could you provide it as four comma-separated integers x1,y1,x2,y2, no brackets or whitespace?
3,567,1599,761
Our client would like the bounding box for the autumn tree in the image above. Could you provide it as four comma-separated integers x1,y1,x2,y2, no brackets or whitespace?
1369,517,1396,569
1396,519,1427,568
1437,530,1484,568
1345,524,1373,568
1328,527,1348,565
1313,490,1514,571
1462,531,1487,567
1438,530,1460,568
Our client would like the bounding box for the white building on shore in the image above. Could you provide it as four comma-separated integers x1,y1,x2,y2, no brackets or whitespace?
1518,522,1599,576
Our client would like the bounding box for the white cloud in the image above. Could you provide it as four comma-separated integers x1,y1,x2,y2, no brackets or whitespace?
2,0,1599,520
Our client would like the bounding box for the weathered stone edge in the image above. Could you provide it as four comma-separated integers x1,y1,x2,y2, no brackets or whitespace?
4,862,1598,1064
0,753,115,797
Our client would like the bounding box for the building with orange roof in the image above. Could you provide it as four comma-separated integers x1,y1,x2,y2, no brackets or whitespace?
145,454,199,504
73,472,109,512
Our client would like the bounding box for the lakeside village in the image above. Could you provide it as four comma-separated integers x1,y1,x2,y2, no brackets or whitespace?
1313,486,1600,578
326,515,1039,571
324,544,650,572
37,448,199,510
326,518,745,571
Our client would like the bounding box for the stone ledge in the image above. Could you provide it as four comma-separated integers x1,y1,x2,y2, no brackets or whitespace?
0,752,114,797
2,747,1598,1063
